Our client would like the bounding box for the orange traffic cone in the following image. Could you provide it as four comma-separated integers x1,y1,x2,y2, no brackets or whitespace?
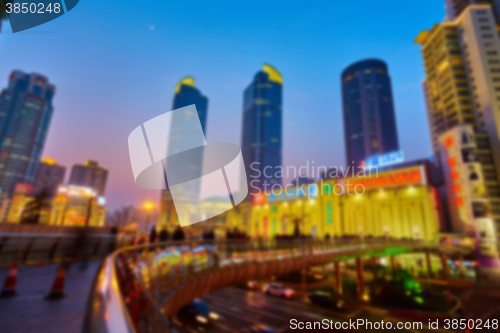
45,263,67,300
0,264,18,297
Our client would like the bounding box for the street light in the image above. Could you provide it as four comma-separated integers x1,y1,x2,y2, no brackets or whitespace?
142,200,156,232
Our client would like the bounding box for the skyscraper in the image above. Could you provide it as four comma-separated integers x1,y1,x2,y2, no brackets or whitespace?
0,71,55,197
415,4,500,229
341,59,400,167
158,77,208,228
33,157,66,197
69,160,108,196
445,0,500,22
241,64,283,196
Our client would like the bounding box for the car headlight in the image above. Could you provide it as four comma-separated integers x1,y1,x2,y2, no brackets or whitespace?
196,315,208,324
209,312,219,320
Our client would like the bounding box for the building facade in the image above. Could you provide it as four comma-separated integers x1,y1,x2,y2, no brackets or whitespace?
241,64,283,196
416,4,500,231
48,185,106,227
69,160,108,196
249,164,442,241
0,71,55,197
33,157,66,197
158,77,209,229
341,59,400,168
445,0,500,22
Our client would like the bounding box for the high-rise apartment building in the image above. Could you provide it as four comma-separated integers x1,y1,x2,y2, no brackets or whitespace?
445,0,500,22
416,4,500,230
241,64,283,196
158,77,208,228
69,160,108,196
0,71,55,197
341,59,400,167
33,157,66,197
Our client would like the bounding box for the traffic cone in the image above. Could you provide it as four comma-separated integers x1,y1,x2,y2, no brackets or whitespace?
45,263,67,300
0,264,18,297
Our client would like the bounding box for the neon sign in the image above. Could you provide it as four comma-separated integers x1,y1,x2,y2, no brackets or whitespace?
364,151,404,168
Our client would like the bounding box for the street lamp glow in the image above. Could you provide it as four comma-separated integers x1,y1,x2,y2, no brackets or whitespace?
143,201,156,212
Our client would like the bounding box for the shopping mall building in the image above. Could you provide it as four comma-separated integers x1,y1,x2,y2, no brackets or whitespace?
246,162,446,241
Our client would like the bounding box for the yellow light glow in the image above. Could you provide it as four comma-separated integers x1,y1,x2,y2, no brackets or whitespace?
263,64,283,85
175,76,195,93
42,157,56,165
143,201,156,212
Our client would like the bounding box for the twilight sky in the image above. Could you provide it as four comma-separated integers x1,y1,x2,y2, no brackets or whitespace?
0,0,446,211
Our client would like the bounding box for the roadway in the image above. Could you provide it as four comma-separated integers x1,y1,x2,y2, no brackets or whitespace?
182,286,443,333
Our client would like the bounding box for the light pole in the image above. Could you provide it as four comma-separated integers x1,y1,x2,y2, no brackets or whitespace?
142,201,156,233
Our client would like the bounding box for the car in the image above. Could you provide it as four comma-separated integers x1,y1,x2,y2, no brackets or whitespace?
176,298,219,327
263,283,294,298
307,291,345,310
240,324,276,333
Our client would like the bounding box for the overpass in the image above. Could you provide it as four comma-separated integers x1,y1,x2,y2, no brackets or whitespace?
83,239,471,333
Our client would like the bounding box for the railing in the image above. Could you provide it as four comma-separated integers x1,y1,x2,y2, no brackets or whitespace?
0,232,133,268
84,239,465,333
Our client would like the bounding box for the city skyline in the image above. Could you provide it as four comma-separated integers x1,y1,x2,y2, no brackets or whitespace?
0,0,445,210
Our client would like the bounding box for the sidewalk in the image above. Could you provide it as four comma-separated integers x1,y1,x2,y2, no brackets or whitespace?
0,260,101,333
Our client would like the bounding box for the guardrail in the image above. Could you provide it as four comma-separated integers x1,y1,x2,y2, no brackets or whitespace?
84,239,464,333
0,233,133,268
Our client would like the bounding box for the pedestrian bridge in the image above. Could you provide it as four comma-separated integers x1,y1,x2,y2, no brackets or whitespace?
83,239,471,333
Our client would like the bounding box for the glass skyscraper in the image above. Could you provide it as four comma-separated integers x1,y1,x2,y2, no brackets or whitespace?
159,77,208,227
241,64,283,196
341,59,399,167
69,160,108,196
0,71,55,197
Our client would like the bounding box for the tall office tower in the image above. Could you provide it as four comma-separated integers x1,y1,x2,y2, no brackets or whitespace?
341,59,400,168
415,4,500,230
241,64,283,196
0,71,55,197
445,0,500,22
158,77,208,228
69,160,108,196
33,157,66,197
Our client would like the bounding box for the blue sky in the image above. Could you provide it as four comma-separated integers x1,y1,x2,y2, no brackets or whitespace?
0,0,446,210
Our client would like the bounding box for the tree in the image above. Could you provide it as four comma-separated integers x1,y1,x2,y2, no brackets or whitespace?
20,188,51,224
0,1,13,33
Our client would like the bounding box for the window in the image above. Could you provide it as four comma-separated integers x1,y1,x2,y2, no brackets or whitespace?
481,26,491,31
485,42,494,48
492,68,500,73
487,51,498,56
483,34,493,39
489,59,500,64
479,18,489,23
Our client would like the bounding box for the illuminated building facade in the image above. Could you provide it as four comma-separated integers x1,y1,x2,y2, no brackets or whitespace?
341,59,400,167
438,125,500,264
250,164,441,241
5,183,34,223
241,64,283,195
69,160,108,196
33,157,66,197
158,77,208,229
416,4,500,231
0,71,55,197
48,185,106,227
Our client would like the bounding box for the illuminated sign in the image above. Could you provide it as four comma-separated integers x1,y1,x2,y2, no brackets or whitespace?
364,151,405,168
344,166,426,191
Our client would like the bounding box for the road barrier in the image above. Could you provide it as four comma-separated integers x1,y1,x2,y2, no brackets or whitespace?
0,233,133,268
